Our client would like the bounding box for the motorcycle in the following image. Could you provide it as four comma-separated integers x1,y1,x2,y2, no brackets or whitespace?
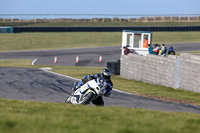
65,78,107,105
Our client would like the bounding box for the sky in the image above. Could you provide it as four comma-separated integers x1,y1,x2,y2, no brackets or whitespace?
0,0,199,15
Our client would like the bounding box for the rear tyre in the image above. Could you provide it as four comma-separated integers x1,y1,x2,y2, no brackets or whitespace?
79,92,95,105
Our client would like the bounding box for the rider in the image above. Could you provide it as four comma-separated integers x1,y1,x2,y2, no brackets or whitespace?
72,69,113,106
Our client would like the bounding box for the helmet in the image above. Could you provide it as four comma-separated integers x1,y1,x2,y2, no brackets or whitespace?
101,69,111,81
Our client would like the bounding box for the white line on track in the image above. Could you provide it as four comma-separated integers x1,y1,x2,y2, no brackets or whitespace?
31,58,37,65
42,68,132,95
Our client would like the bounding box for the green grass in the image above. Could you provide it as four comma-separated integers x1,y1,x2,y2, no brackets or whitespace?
1,59,200,106
1,98,200,133
1,21,200,27
0,32,200,52
0,32,122,51
1,60,200,132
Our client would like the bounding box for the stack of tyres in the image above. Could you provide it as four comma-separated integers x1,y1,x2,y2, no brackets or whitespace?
107,61,120,75
107,62,117,75
116,60,120,75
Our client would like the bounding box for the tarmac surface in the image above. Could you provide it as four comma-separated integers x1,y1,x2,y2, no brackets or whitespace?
0,43,200,67
1,43,200,113
1,67,200,114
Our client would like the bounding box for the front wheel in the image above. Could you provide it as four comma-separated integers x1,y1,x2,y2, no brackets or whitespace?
79,92,95,105
65,96,72,103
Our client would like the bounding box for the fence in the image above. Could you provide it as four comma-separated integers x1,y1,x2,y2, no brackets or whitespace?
0,14,200,22
120,53,200,93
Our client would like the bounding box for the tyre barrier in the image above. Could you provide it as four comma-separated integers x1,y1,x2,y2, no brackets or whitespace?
107,60,120,75
13,26,200,33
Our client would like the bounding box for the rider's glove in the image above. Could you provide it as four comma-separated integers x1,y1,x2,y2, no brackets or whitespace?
88,75,93,80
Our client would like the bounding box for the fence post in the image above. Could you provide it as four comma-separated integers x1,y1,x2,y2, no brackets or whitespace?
145,15,147,22
26,15,29,22
111,14,114,22
175,57,180,88
11,15,13,22
19,15,21,22
4,15,6,22
128,15,130,22
35,14,37,22
188,14,190,22
102,14,104,22
94,14,96,22
162,15,164,22
77,14,79,22
171,14,173,22
179,14,181,22
51,14,54,22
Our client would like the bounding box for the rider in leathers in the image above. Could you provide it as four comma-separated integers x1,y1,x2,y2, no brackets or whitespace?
72,69,113,106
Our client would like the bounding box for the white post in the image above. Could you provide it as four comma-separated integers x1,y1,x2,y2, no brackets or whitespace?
77,14,79,22
162,15,164,22
4,15,6,22
111,14,113,22
35,14,37,22
171,14,173,22
19,15,21,22
27,15,29,22
43,14,45,21
188,14,190,22
145,15,147,22
102,14,104,22
94,14,96,22
11,15,13,22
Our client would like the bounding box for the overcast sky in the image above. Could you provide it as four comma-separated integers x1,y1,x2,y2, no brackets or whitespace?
0,0,199,14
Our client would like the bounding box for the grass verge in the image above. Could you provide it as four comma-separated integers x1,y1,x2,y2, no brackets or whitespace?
1,59,200,105
0,32,200,51
1,98,200,133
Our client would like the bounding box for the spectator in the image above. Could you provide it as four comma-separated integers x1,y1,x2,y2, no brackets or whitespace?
143,38,148,48
168,47,176,55
160,44,167,57
147,44,155,54
153,44,159,55
123,46,132,55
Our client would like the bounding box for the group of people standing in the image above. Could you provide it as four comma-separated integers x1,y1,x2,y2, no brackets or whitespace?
147,44,176,57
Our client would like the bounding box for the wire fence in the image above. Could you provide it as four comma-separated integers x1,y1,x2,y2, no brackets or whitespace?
0,14,200,23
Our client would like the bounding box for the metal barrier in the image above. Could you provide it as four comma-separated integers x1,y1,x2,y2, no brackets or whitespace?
0,14,200,22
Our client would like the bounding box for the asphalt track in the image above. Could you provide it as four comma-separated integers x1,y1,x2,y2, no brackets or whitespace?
1,67,200,114
0,43,200,67
1,43,200,113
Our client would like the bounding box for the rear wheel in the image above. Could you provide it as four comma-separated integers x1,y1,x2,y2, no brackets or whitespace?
79,92,95,105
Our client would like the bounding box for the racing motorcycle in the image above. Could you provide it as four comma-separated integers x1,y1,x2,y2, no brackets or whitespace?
65,78,107,105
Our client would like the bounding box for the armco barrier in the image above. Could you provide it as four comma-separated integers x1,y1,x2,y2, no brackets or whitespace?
13,26,200,33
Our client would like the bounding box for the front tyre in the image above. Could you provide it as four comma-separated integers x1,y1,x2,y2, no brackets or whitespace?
65,96,72,104
79,92,95,105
